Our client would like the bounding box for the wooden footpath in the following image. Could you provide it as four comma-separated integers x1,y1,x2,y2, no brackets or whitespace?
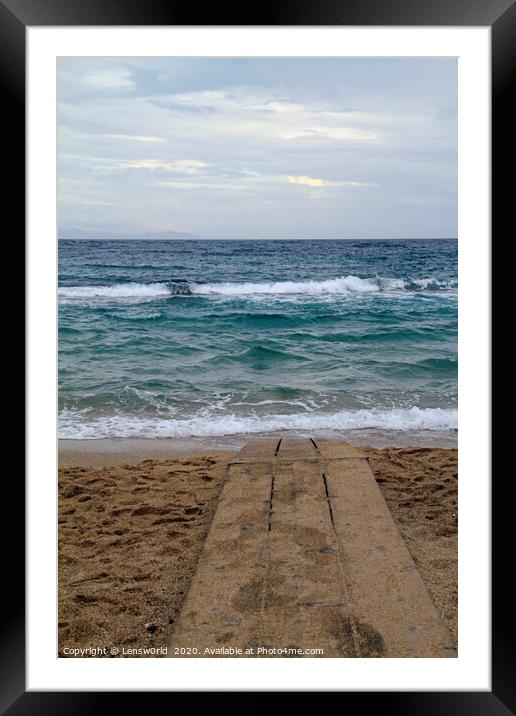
168,438,456,657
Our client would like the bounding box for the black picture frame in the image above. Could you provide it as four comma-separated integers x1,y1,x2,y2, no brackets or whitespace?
7,0,509,709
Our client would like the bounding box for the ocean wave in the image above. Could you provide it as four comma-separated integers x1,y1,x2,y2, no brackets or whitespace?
190,275,380,296
59,282,171,299
236,344,310,362
107,310,163,321
58,406,457,439
59,275,457,301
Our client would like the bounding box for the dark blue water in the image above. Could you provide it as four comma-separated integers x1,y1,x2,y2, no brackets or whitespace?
58,239,457,439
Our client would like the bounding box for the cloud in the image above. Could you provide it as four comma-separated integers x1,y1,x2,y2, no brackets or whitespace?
287,175,330,187
61,155,208,175
95,134,166,143
57,58,457,238
282,127,377,141
249,99,306,114
140,90,380,144
317,127,377,141
76,199,116,206
125,159,207,173
157,180,245,191
287,175,366,188
80,69,134,90
150,99,217,114
59,196,116,207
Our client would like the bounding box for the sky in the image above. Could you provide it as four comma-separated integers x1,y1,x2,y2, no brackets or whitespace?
58,57,457,239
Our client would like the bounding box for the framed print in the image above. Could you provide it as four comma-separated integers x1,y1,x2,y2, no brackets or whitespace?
6,0,510,708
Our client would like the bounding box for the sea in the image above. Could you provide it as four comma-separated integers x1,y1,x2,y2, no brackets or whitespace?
58,239,458,446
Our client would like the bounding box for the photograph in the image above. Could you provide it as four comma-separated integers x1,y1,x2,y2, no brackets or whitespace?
57,56,459,659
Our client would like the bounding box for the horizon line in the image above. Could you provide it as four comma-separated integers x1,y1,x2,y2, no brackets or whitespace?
58,236,458,241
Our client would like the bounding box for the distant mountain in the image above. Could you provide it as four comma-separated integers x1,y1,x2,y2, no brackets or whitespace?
59,228,199,240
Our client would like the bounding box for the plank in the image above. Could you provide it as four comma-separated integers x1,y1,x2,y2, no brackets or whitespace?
168,438,456,658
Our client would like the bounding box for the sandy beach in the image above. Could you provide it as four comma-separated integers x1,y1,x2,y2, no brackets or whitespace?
58,442,457,656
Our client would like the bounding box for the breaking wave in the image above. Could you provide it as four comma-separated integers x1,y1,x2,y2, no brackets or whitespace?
59,275,457,301
58,406,457,439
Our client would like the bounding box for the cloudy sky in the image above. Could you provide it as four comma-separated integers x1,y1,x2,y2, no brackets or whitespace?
58,57,457,239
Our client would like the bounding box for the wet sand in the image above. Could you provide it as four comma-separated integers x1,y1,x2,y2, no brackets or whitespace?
58,445,457,656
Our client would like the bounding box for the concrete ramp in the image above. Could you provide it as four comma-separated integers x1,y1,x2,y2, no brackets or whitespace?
168,438,456,657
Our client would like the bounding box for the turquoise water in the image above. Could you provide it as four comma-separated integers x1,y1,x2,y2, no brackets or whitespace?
58,239,457,439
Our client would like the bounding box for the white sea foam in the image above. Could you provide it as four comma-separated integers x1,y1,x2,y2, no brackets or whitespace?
107,311,162,320
58,406,457,439
59,275,457,302
410,278,457,290
190,275,380,296
59,282,170,299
